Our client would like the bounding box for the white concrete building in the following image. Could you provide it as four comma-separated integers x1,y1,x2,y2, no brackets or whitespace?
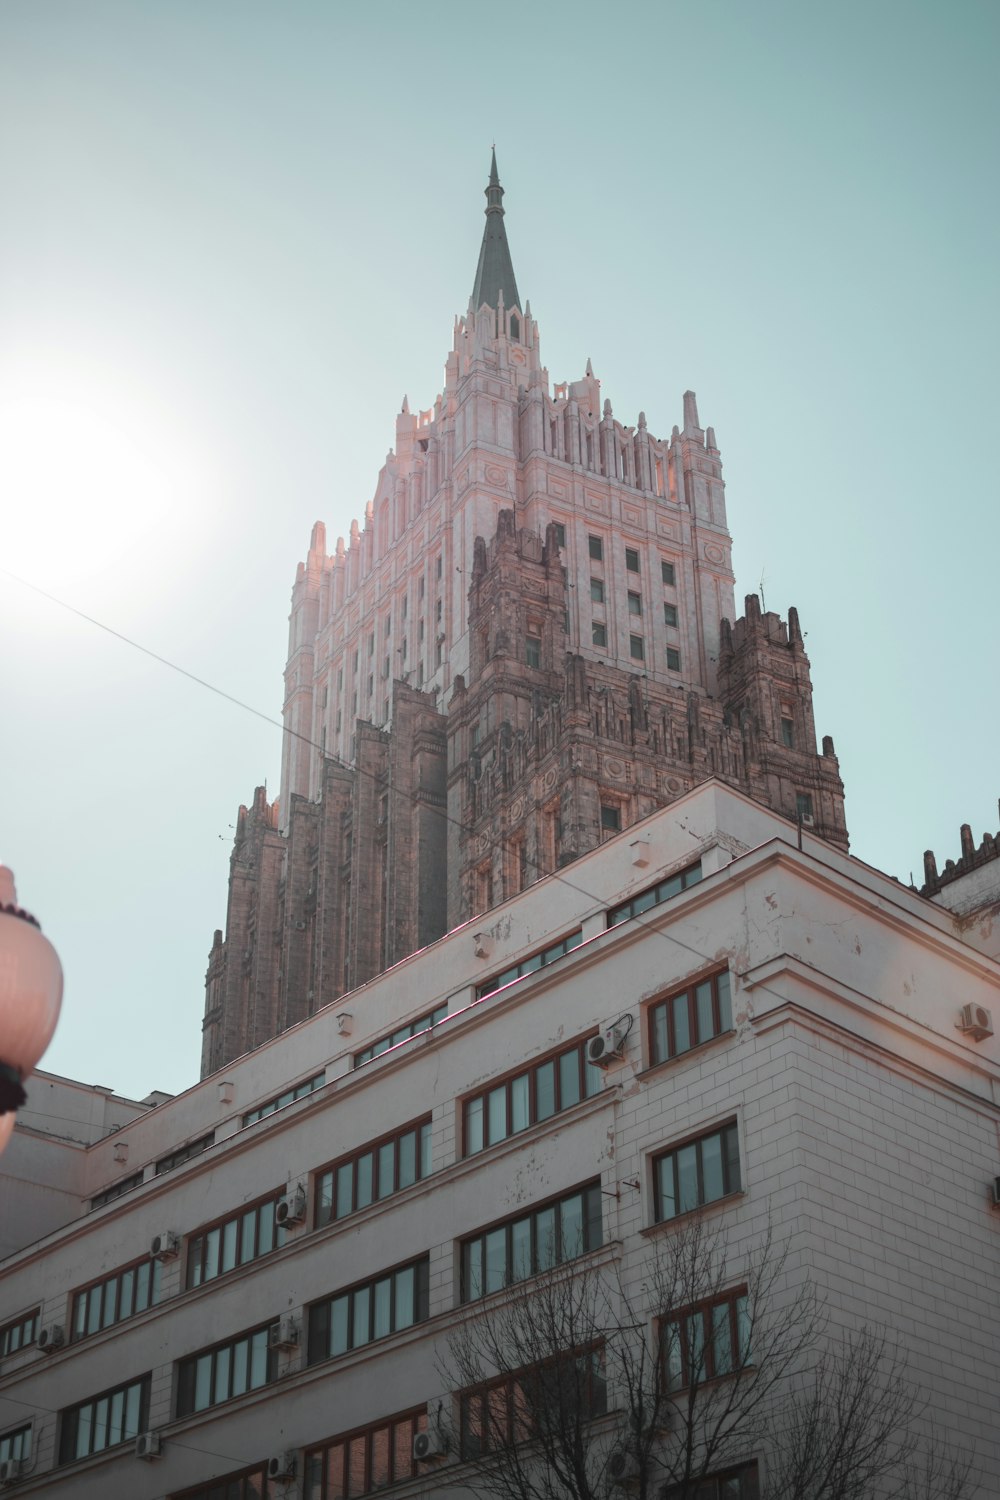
1,782,998,1496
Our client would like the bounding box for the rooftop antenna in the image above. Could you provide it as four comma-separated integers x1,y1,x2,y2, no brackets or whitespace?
758,569,767,614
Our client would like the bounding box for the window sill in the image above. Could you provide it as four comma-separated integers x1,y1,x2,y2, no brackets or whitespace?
636,1026,736,1085
640,1190,746,1238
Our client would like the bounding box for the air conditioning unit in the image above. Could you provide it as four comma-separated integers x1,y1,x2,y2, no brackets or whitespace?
135,1431,162,1460
150,1230,180,1260
958,1003,993,1042
275,1185,307,1228
413,1429,448,1462
0,1457,26,1485
269,1314,299,1350
38,1323,65,1353
587,1026,626,1068
267,1451,296,1480
607,1446,641,1486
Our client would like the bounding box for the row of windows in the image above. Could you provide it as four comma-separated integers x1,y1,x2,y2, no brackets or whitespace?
0,1307,37,1357
585,536,676,586
187,1193,289,1289
461,1183,603,1301
459,1348,607,1459
242,1072,325,1126
0,1424,30,1465
607,858,703,927
316,1119,432,1225
155,1132,214,1176
590,622,682,669
59,1375,148,1464
72,1255,163,1340
302,1408,427,1498
353,1004,448,1067
177,1324,272,1417
307,1259,429,1366
90,1169,144,1210
476,929,582,1000
650,969,733,1065
464,1036,603,1155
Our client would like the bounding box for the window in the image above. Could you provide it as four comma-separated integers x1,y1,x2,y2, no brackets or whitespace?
460,1349,606,1459
781,717,795,748
461,1182,603,1300
177,1324,274,1417
629,634,645,661
649,971,733,1064
552,521,566,549
367,674,373,698
0,1309,38,1358
303,1408,428,1499
592,622,607,648
435,642,443,667
435,598,442,622
666,646,681,671
316,1118,432,1225
90,1170,144,1210
661,559,676,586
463,1036,602,1155
590,578,604,604
382,655,390,679
59,1375,149,1463
418,618,424,641
186,1194,288,1290
384,614,391,637
627,591,642,616
353,1005,448,1067
307,1258,429,1364
174,1464,272,1500
436,555,442,579
664,602,678,627
588,534,603,561
607,859,702,928
654,1121,741,1222
526,635,541,668
600,804,621,832
796,792,814,820
243,1071,325,1126
0,1425,31,1466
402,594,408,618
476,929,583,1001
662,1287,750,1390
625,547,640,572
155,1133,214,1176
72,1256,162,1341
665,1464,759,1499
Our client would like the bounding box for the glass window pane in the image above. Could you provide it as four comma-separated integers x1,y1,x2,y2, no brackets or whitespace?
119,1267,135,1318
511,1217,532,1282
347,1435,366,1497
737,1293,751,1364
371,1424,390,1488
535,1205,556,1270
124,1381,142,1439
652,1002,669,1063
663,1322,684,1390
465,1096,484,1155
510,1074,530,1133
687,1310,705,1384
324,1443,345,1500
718,971,732,1032
87,1288,102,1335
331,1296,350,1356
695,981,714,1043
353,1286,371,1346
221,1218,239,1272
559,1049,581,1108
560,1193,584,1260
101,1278,117,1328
398,1130,416,1188
377,1140,395,1199
394,1263,416,1328
677,1142,700,1212
241,1209,257,1262
336,1162,354,1218
487,1086,507,1145
214,1344,232,1405
373,1277,392,1339
76,1404,93,1459
633,887,656,916
393,1418,414,1481
317,1170,334,1224
485,1228,507,1292
585,1056,603,1097
672,993,691,1054
463,1239,483,1302
249,1328,269,1388
204,1226,221,1282
420,1121,432,1178
258,1199,275,1254
74,1294,87,1339
658,1154,677,1219
108,1390,124,1447
536,1061,556,1120
585,1185,603,1250
356,1153,374,1209
194,1354,213,1411
93,1397,109,1452
702,1130,724,1203
232,1338,249,1395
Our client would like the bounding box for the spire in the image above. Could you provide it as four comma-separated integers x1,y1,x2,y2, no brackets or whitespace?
471,149,521,313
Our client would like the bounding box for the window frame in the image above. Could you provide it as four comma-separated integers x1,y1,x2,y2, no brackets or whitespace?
72,1255,163,1341
460,1345,606,1460
664,601,678,628
661,559,676,586
0,1424,31,1466
155,1132,214,1176
666,646,681,671
243,1071,326,1126
607,859,702,928
460,1181,603,1302
353,1004,448,1067
462,1035,603,1157
306,1256,430,1367
476,928,582,1002
588,534,604,562
664,1462,760,1499
625,546,640,573
59,1374,150,1464
592,621,608,647
629,633,645,661
648,969,733,1066
176,1322,275,1418
653,1120,742,1223
185,1190,288,1290
525,635,542,669
314,1116,432,1226
302,1406,428,1499
0,1308,38,1358
661,1286,751,1391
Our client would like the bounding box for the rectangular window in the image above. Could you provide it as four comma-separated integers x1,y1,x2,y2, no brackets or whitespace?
173,1465,271,1500
661,559,676,586
303,1408,428,1499
436,555,442,579
625,547,640,572
155,1133,214,1176
661,1287,750,1391
418,576,425,598
608,859,701,928
525,636,541,668
600,804,621,832
243,1071,325,1126
435,598,442,622
649,971,733,1065
796,792,814,820
476,929,583,1002
461,1183,603,1301
627,592,642,616
72,1257,163,1341
367,674,374,697
665,1463,759,1499
402,595,408,618
590,578,604,604
664,602,678,627
463,1036,602,1155
666,646,681,671
435,642,443,667
383,655,390,679
316,1118,432,1225
629,634,645,661
307,1259,429,1365
0,1309,38,1358
552,522,566,549
59,1375,149,1463
368,632,374,656
588,534,603,561
460,1348,606,1460
0,1425,31,1466
353,1005,448,1067
186,1193,288,1290
781,717,795,748
177,1324,274,1417
654,1121,741,1222
592,622,607,647
90,1170,144,1210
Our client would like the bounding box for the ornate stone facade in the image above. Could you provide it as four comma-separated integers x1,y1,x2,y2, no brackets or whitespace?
201,156,847,1076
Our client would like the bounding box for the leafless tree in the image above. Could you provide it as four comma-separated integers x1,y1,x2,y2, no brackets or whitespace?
438,1215,973,1500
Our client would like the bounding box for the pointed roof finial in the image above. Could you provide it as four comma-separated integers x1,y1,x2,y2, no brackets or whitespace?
471,148,521,314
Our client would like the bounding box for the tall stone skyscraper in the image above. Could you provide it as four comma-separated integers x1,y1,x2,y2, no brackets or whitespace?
201,154,847,1077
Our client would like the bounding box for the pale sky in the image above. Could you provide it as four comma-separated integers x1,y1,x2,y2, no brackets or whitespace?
1,0,997,1101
